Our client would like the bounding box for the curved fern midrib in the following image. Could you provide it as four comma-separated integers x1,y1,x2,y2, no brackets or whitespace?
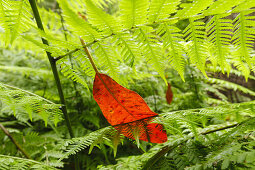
119,36,135,64
87,0,113,34
97,43,116,78
151,0,166,23
164,24,184,78
131,0,135,28
190,19,200,68
139,28,166,84
239,12,250,67
12,0,24,41
215,16,224,71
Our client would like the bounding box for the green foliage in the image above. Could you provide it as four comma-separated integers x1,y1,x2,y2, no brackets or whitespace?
0,155,57,170
0,0,255,169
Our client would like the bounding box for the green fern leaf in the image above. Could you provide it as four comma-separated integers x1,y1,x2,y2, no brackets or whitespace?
58,0,100,43
204,0,245,16
134,26,167,84
148,0,181,23
92,42,119,82
176,0,213,19
120,0,148,29
84,0,119,36
157,23,186,81
232,11,255,71
206,14,233,73
1,0,34,44
183,16,207,76
112,34,141,67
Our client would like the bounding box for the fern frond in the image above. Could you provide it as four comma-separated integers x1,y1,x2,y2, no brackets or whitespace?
232,11,255,72
0,0,34,44
233,0,255,12
120,0,148,29
58,0,99,43
157,23,185,81
84,0,119,36
0,154,57,170
183,16,207,76
60,127,117,161
134,26,167,84
204,0,245,16
176,0,213,19
0,83,62,126
148,0,180,23
206,14,233,72
206,77,255,96
112,34,141,68
57,58,89,90
92,42,119,82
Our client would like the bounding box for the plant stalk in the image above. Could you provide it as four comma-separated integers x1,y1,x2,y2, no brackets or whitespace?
28,0,79,169
80,38,99,73
0,123,31,159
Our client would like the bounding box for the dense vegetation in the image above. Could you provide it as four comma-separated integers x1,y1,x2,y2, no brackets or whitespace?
0,0,255,169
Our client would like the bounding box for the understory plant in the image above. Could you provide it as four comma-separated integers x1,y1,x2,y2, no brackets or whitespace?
0,0,255,169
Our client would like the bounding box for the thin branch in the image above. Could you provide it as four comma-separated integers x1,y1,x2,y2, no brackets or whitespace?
80,37,99,73
0,123,31,159
29,0,74,138
54,48,80,61
28,1,79,169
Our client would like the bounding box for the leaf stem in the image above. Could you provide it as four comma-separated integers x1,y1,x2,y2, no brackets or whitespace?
28,0,79,169
0,123,31,159
80,37,99,73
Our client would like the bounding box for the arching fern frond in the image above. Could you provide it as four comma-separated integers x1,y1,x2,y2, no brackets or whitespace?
0,83,62,126
57,58,89,90
119,0,148,29
206,14,233,72
203,0,245,16
176,0,213,19
206,77,255,96
92,42,119,82
84,0,119,36
59,126,120,161
148,0,180,23
157,23,186,81
183,16,207,76
0,0,34,44
232,11,255,72
112,34,140,68
0,154,57,170
57,0,99,43
134,26,167,84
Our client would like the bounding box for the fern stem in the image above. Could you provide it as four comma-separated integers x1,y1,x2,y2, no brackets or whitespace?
80,37,100,73
54,48,80,61
28,1,80,169
0,123,31,159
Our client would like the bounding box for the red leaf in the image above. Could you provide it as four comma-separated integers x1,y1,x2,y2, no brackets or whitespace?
93,73,167,143
166,83,173,104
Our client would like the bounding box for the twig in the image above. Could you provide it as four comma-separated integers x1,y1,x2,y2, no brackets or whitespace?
80,37,99,73
0,123,31,159
54,48,80,61
28,1,79,169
